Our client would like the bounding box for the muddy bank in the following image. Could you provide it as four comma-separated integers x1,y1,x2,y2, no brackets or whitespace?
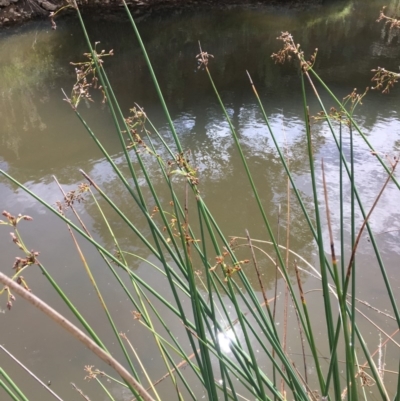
0,0,329,27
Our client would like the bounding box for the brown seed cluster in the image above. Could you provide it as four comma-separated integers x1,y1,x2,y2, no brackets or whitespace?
0,211,38,310
55,183,89,214
65,44,114,109
210,252,249,282
124,107,160,158
371,67,400,94
313,88,368,125
377,6,400,33
196,50,214,70
12,252,39,273
271,32,318,72
1,211,33,227
371,8,400,93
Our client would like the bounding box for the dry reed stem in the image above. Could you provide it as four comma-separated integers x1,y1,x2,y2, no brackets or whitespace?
0,272,156,401
345,157,398,283
53,176,90,234
246,229,269,308
71,383,91,400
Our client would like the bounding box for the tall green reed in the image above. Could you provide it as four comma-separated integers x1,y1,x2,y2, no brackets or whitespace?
1,4,399,401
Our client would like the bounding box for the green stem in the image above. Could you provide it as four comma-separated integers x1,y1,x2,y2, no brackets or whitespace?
301,74,336,398
0,368,28,401
0,379,22,401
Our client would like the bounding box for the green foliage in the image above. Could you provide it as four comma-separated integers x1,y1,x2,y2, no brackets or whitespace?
1,2,400,401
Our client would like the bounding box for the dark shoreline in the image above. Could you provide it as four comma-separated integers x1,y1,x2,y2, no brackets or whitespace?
0,0,328,28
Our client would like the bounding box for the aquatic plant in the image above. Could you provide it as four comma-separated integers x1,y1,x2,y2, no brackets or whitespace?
1,2,400,401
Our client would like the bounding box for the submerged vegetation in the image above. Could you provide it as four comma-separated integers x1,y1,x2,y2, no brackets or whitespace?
1,2,400,401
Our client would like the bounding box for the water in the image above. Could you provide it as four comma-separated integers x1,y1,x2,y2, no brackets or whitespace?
1,0,400,399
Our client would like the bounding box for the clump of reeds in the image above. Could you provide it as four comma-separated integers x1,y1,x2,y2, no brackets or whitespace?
0,2,400,401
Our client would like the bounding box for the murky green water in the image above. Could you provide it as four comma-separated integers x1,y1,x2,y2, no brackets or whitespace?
1,0,400,399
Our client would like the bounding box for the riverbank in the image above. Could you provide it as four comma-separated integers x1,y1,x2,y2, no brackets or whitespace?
0,0,327,27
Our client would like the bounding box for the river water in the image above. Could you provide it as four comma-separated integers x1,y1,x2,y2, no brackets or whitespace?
1,0,400,399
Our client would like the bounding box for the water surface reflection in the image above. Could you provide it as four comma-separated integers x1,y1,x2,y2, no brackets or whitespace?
1,0,400,399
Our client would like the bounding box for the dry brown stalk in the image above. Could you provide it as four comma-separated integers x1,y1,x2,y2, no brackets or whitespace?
0,272,156,401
